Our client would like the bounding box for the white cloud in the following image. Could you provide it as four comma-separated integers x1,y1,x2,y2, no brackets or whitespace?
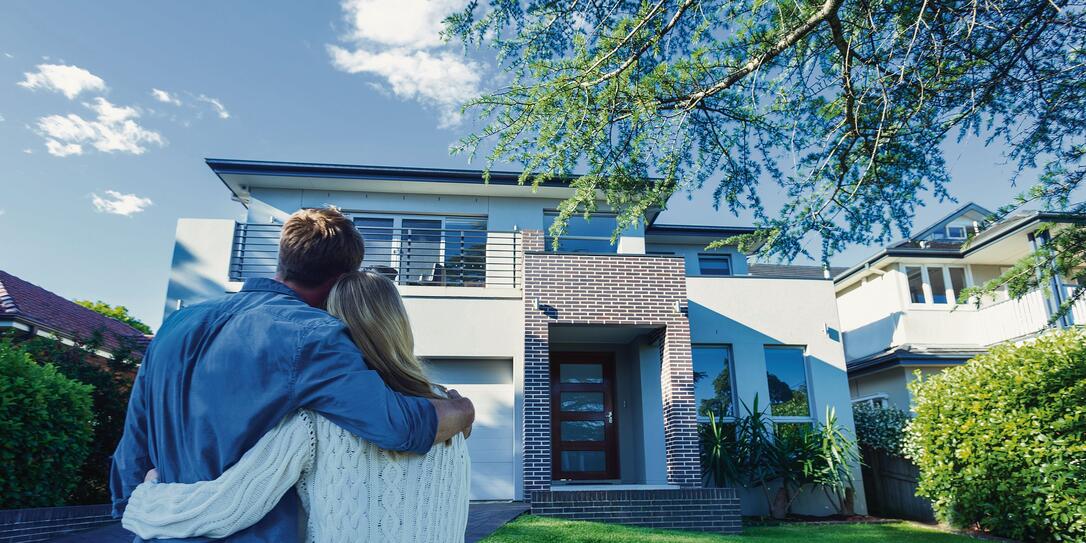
22,148,33,154
36,97,164,157
0,114,4,122
195,94,230,119
3,53,13,59
18,64,106,99
151,88,182,106
91,190,153,216
330,0,481,126
46,140,82,156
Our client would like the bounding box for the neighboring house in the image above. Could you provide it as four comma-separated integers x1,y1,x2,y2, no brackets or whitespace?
835,203,1086,411
0,269,149,358
163,158,866,526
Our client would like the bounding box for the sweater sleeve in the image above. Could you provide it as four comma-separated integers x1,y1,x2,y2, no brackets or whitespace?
121,410,316,540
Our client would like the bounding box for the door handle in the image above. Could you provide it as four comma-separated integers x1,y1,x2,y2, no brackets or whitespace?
607,411,613,424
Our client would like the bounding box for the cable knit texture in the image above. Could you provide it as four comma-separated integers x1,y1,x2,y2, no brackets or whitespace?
123,409,470,543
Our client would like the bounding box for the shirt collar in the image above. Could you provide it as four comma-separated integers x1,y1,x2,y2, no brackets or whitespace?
240,277,301,299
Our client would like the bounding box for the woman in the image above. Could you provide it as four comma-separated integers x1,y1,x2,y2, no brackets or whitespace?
121,270,471,543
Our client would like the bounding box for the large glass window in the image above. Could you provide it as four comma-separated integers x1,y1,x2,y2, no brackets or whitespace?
544,212,618,253
906,266,926,304
443,217,487,286
764,347,811,418
698,255,732,276
905,264,971,306
355,217,395,270
928,267,948,304
692,346,735,421
353,214,489,286
948,267,967,303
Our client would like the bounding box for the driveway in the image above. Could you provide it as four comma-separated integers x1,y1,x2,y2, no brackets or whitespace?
49,501,529,543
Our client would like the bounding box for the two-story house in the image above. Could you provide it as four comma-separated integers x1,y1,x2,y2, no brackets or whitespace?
163,158,866,529
835,203,1086,411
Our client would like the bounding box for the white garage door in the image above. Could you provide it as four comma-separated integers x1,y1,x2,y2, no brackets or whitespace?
426,359,515,501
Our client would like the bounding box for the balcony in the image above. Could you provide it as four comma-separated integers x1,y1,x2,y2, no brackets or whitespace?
846,284,1086,360
229,223,520,288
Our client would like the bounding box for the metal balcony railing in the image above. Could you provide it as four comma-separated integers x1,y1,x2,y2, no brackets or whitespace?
229,223,520,288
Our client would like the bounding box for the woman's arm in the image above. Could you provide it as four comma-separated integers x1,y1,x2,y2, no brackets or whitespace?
121,411,316,540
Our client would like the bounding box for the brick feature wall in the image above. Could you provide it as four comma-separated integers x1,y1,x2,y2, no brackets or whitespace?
521,230,700,496
531,489,741,533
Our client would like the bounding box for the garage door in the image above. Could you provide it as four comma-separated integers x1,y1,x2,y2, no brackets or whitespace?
426,359,515,500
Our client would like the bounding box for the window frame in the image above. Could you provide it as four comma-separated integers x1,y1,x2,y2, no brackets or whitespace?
348,211,488,285
901,263,974,308
697,254,733,276
691,344,738,423
542,210,620,254
762,345,815,425
945,225,968,239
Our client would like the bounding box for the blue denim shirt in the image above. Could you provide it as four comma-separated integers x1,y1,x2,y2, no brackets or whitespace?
110,278,438,542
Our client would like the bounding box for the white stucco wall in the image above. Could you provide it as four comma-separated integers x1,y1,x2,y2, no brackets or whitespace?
163,219,235,322
686,276,867,516
836,267,907,361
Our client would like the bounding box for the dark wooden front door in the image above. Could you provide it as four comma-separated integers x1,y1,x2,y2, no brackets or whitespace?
550,352,619,480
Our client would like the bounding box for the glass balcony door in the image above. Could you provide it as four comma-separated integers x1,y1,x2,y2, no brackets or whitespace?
353,214,487,286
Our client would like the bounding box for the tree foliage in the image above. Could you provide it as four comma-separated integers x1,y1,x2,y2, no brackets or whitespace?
852,403,908,455
445,0,1086,302
0,338,94,508
75,299,153,335
905,329,1086,541
3,330,139,505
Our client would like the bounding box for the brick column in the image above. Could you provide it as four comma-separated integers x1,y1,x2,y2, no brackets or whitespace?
521,230,552,497
659,321,701,487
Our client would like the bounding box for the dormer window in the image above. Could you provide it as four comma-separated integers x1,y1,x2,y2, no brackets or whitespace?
946,225,967,239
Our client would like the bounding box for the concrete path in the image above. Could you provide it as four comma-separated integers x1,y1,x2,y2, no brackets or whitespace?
49,501,529,543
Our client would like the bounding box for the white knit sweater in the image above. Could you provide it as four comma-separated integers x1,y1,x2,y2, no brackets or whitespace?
122,410,470,542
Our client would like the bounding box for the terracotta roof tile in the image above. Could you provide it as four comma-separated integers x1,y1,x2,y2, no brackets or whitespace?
0,269,148,353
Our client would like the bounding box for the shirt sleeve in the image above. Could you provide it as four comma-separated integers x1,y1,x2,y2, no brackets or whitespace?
292,324,437,454
109,360,153,518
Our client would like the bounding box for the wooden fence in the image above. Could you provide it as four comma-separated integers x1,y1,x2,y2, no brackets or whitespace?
860,448,935,522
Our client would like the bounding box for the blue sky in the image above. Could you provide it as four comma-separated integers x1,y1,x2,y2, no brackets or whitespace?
0,1,1033,331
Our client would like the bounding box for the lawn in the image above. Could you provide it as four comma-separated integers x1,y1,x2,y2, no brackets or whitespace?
480,515,981,543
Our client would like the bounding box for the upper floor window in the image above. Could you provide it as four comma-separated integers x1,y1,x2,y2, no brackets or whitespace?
903,264,970,305
698,255,732,276
544,211,618,253
352,214,489,287
692,345,735,421
946,225,968,239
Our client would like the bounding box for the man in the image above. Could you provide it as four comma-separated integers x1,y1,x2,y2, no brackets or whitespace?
111,208,475,542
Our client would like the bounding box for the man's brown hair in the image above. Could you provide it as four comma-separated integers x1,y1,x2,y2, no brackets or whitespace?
277,207,364,287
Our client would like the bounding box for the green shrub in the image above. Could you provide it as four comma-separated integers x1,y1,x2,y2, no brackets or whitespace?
852,403,909,455
16,332,137,504
0,339,94,508
701,396,859,518
906,329,1086,542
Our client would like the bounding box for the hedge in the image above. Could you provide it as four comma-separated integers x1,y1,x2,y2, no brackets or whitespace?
0,339,94,508
906,328,1086,542
852,403,909,456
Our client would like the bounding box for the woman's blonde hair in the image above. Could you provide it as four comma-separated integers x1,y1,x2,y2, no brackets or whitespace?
327,269,441,399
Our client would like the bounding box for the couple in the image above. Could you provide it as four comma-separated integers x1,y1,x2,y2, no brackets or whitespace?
110,208,477,542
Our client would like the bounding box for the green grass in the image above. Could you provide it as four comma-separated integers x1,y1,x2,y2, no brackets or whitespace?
480,515,981,542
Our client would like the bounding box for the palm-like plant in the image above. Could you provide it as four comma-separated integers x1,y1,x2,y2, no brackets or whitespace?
700,398,859,519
